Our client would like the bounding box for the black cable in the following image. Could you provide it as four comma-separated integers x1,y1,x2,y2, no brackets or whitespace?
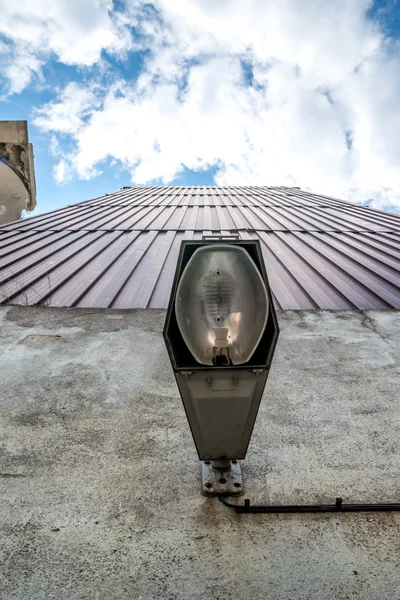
219,495,400,514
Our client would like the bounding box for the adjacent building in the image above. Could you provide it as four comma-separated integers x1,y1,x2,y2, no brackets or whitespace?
0,121,36,225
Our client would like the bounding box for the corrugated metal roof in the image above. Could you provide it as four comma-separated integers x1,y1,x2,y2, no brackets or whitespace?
0,186,399,310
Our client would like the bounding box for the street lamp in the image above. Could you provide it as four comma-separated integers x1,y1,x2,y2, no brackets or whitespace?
164,239,279,496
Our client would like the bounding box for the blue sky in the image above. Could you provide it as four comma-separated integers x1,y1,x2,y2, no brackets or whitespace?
1,0,400,215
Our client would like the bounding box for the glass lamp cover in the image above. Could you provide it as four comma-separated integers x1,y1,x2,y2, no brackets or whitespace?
175,244,269,365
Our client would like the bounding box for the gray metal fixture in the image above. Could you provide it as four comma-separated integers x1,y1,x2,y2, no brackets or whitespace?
163,239,279,496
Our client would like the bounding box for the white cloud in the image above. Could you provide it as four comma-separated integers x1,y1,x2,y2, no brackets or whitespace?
34,82,101,135
0,0,132,92
4,51,44,95
11,0,400,210
54,159,72,184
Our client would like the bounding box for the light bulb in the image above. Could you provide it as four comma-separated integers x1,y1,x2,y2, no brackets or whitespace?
175,244,269,365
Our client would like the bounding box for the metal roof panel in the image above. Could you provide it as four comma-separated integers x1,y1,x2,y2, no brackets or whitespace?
1,186,399,309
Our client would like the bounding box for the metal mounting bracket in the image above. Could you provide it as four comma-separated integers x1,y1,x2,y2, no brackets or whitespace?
201,460,244,497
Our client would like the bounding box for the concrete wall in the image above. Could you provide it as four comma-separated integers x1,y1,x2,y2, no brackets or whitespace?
0,120,36,223
0,160,30,224
0,121,29,145
0,307,399,600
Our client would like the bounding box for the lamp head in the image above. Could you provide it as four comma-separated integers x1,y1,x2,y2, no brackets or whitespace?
163,238,279,464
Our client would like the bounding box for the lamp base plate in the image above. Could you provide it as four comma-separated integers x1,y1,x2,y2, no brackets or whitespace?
201,460,244,496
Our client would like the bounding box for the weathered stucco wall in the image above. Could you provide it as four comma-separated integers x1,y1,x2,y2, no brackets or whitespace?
0,307,399,599
0,120,36,224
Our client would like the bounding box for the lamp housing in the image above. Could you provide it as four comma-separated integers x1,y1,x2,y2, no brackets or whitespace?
164,238,279,466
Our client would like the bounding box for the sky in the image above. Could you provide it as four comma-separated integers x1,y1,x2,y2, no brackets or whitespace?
0,0,400,215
